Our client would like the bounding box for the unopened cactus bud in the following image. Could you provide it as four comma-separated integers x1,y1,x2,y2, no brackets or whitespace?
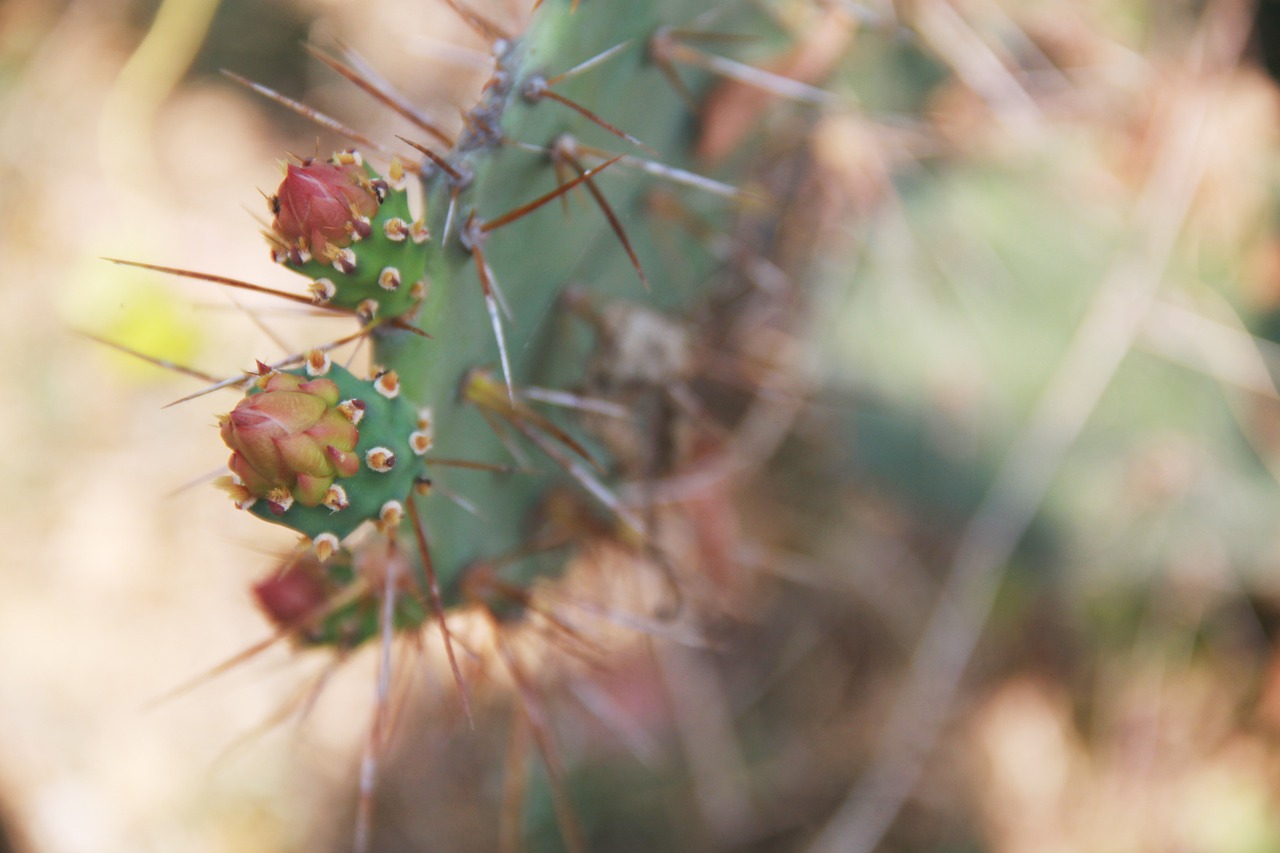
268,151,428,320
224,363,427,542
251,549,378,648
271,155,379,257
219,372,360,511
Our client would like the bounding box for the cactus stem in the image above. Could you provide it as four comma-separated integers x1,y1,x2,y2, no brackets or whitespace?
406,492,473,727
304,43,454,147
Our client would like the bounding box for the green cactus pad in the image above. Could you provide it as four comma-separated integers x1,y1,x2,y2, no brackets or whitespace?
245,362,424,542
282,160,428,320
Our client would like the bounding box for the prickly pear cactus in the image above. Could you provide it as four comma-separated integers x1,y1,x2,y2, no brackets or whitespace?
136,0,817,847
226,0,766,623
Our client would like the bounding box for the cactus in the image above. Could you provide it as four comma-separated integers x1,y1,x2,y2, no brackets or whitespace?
53,2,1280,851
217,0,765,608
121,0,818,848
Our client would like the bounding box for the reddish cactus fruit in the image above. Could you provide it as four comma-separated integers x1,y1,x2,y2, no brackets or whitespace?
271,154,379,257
219,372,360,512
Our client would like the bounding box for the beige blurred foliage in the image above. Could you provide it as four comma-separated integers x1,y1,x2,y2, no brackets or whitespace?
0,1,479,851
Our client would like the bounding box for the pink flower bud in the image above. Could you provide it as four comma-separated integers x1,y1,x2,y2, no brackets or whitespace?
271,156,379,257
220,373,360,509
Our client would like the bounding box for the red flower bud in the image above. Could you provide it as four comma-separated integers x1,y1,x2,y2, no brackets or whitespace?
252,558,330,631
271,156,379,257
220,372,360,509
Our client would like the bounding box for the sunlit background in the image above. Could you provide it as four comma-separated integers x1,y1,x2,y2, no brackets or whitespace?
6,0,1280,851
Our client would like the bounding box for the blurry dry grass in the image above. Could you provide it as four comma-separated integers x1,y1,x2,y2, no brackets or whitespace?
5,0,1280,852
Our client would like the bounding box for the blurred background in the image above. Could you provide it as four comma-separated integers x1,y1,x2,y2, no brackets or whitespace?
6,0,1280,851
